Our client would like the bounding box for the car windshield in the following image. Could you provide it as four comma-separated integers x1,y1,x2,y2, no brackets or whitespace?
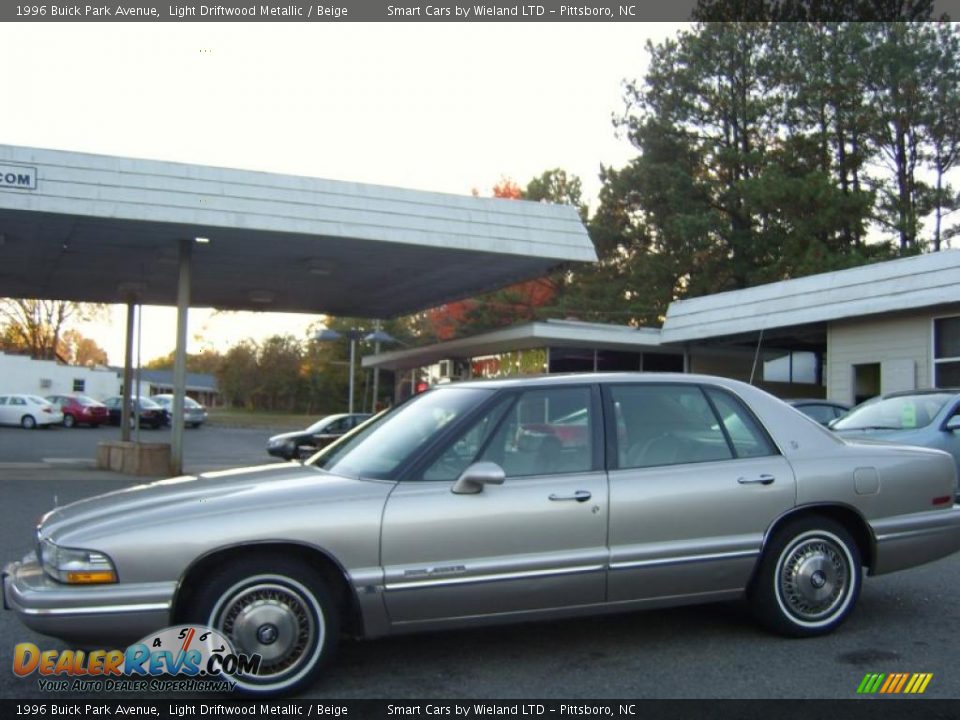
832,393,953,431
310,388,492,479
138,397,161,409
76,396,101,406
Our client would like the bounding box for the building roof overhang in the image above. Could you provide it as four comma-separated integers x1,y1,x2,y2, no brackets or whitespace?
0,145,596,317
363,319,668,371
661,251,960,344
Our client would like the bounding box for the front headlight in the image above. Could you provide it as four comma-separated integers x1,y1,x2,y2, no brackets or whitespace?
39,537,117,584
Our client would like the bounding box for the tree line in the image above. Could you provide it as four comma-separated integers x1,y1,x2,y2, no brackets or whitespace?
143,317,418,413
427,16,960,334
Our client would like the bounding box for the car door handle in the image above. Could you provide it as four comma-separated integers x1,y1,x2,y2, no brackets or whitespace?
737,474,775,485
549,490,592,502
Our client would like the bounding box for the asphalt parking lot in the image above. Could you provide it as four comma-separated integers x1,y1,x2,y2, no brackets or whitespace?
0,425,959,701
0,422,284,475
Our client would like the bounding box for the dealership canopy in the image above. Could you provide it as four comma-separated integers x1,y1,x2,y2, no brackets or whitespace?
0,145,595,472
0,145,594,315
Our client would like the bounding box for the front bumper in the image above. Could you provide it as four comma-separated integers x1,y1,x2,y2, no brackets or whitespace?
870,505,960,575
3,554,176,645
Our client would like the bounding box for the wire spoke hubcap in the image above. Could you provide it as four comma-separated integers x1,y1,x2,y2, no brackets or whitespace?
779,537,849,621
217,582,317,678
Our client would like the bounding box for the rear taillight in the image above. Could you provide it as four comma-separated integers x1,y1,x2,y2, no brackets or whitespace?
42,407,51,414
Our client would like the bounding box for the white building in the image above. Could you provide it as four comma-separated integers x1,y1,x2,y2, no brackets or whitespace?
0,352,119,399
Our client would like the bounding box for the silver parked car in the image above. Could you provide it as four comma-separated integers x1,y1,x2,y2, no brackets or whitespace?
4,374,960,695
831,389,960,483
151,393,209,428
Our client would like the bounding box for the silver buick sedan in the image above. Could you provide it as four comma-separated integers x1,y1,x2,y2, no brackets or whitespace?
5,374,960,695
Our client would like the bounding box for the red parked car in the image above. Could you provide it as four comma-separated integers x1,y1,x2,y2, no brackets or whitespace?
45,394,109,428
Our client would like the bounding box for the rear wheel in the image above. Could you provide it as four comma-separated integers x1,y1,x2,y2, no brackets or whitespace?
21,415,36,430
184,556,339,695
749,517,861,637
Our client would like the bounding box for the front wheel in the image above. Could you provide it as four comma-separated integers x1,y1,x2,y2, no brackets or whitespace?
21,415,37,430
185,557,339,695
63,414,76,428
749,517,861,637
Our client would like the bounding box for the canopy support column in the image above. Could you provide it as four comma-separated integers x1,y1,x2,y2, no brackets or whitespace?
120,296,135,441
170,238,191,475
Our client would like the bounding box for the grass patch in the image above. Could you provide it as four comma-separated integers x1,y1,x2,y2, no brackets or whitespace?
207,408,317,431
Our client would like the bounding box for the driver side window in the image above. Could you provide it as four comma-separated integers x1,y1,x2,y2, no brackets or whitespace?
421,386,594,481
421,396,514,481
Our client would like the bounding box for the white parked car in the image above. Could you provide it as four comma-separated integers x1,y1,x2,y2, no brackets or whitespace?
0,393,64,428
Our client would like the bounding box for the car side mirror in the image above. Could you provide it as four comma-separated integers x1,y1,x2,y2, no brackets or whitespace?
946,416,960,432
451,462,506,495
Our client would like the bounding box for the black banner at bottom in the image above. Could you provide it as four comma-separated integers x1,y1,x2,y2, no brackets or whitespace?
2,699,959,720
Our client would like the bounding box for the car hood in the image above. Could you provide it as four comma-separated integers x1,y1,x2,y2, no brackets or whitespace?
39,463,373,547
267,430,311,443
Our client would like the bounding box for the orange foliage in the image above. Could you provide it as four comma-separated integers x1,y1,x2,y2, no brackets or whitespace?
425,277,557,341
492,177,523,199
425,300,472,341
423,176,557,341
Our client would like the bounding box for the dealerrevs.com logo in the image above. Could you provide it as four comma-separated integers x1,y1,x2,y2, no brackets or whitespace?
13,625,261,693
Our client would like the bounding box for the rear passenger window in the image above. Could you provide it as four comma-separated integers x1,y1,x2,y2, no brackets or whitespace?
612,385,733,469
704,388,777,459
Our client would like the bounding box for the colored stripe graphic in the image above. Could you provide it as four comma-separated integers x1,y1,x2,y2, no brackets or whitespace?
857,673,932,694
857,673,885,694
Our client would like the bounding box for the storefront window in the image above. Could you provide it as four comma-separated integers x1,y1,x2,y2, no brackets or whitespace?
596,350,642,372
548,347,594,373
642,353,684,372
934,316,960,387
470,348,547,378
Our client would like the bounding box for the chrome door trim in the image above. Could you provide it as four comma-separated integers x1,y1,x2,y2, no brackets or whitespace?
14,601,171,617
385,563,605,591
609,549,759,571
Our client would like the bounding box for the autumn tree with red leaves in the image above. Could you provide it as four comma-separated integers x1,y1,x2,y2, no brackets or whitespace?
423,170,588,340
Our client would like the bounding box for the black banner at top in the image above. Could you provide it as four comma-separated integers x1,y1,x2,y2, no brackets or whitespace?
1,0,958,22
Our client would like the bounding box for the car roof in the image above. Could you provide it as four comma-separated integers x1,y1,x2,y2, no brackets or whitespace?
881,388,960,399
432,372,739,391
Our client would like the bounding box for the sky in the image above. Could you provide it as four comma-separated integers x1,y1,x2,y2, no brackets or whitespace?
3,21,685,365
